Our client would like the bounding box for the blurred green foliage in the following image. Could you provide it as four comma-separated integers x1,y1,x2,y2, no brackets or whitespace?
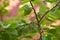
0,0,60,40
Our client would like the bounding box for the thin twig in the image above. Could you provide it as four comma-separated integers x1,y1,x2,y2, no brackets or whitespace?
16,21,35,29
19,21,34,27
29,0,39,21
29,0,42,40
39,1,60,22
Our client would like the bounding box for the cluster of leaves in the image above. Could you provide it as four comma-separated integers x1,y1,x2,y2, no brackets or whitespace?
0,0,60,40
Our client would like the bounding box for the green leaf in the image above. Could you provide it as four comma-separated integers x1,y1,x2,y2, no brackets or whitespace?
6,29,18,40
0,5,5,10
0,5,8,15
46,10,58,22
2,9,8,15
24,36,32,38
28,24,38,32
17,26,29,36
24,32,36,38
20,19,29,23
0,21,10,28
47,29,57,35
1,32,10,40
46,0,57,3
33,0,42,4
29,32,36,37
38,12,44,18
6,29,18,36
45,35,51,40
22,0,29,4
39,6,47,12
53,26,60,32
41,19,48,25
7,21,19,29
24,5,32,16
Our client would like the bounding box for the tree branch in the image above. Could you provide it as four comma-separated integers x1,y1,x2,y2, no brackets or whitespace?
39,1,60,22
29,0,39,21
29,0,42,40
